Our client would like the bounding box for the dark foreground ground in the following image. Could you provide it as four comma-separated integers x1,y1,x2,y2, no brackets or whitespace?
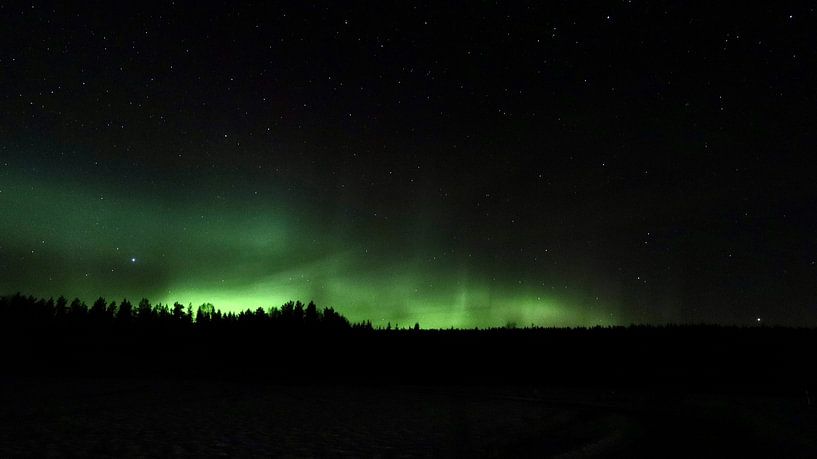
2,377,816,458
4,320,817,456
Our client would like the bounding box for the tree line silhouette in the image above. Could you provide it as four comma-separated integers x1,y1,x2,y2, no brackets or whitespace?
0,293,367,332
2,292,816,391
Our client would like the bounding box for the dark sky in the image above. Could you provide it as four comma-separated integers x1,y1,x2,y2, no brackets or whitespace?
1,2,816,327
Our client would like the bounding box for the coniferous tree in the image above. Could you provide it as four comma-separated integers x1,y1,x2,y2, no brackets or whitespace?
90,297,108,320
280,301,294,322
305,300,318,326
69,298,87,318
55,296,68,319
137,298,152,321
107,300,118,318
117,299,133,322
294,301,305,325
172,302,187,322
154,302,170,321
44,297,55,319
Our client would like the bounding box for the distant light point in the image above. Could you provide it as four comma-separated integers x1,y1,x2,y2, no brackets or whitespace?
131,257,137,263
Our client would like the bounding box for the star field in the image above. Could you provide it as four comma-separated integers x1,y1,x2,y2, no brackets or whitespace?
1,2,816,327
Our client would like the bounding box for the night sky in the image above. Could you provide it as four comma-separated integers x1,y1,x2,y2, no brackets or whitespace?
2,2,816,328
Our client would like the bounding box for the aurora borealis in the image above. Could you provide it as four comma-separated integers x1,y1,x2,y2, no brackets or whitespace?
2,3,816,327
0,164,615,328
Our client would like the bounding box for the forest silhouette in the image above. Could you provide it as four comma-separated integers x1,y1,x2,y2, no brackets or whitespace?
1,293,358,331
2,292,816,393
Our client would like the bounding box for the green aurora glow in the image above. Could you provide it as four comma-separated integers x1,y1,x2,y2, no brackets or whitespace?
3,2,816,328
1,169,618,328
